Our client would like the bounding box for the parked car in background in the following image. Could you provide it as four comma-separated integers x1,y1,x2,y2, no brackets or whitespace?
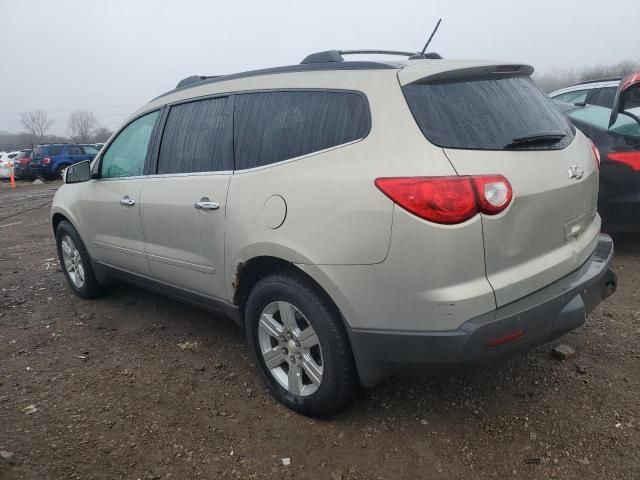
555,73,640,232
12,149,33,180
51,51,617,416
0,151,20,179
550,78,621,108
92,143,105,150
30,143,100,179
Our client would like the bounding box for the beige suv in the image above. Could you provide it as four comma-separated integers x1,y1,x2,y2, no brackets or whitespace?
52,50,617,417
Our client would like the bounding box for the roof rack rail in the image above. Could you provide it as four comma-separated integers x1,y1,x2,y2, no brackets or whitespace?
301,49,442,64
175,75,221,89
573,76,622,86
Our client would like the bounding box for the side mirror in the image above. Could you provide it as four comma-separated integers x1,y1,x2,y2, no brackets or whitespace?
609,72,640,128
64,160,92,184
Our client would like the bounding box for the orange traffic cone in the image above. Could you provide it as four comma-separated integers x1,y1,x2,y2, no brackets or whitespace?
9,163,16,188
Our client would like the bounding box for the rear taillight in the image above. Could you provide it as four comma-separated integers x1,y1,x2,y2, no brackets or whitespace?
588,139,601,169
607,151,640,171
42,157,51,165
374,175,512,225
19,158,29,164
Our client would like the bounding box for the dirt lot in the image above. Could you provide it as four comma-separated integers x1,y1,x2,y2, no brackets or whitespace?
0,180,639,480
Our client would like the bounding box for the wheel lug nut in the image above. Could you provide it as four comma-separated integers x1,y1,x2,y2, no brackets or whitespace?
290,355,295,363
295,340,300,347
282,347,288,354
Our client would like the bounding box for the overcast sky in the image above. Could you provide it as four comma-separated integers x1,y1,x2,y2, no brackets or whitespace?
1,0,639,135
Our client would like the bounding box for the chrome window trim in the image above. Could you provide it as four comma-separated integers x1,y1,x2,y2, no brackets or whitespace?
232,138,364,174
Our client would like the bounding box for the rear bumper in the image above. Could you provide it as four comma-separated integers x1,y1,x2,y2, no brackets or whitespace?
349,234,617,387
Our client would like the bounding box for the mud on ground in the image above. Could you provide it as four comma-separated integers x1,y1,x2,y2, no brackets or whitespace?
1,180,639,479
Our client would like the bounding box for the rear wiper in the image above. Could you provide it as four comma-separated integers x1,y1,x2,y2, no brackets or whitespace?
504,132,566,149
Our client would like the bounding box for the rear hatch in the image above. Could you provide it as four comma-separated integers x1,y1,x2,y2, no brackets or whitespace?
400,63,600,306
31,145,45,167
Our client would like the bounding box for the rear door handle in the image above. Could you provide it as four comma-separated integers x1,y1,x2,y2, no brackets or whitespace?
120,196,135,206
194,197,219,210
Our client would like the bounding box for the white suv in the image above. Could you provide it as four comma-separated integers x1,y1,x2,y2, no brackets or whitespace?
52,50,617,416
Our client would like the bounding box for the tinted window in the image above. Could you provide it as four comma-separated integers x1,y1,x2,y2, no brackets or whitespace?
404,76,574,150
34,146,43,155
81,145,99,155
593,87,617,108
157,96,233,174
48,146,64,156
101,111,159,178
67,146,83,155
234,91,370,170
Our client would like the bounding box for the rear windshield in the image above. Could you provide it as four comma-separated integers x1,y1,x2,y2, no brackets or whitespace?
403,76,575,150
34,146,44,155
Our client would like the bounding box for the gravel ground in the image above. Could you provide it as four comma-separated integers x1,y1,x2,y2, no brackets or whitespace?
1,180,639,480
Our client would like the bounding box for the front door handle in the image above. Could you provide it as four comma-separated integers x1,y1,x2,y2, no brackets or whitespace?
120,196,135,206
194,197,219,210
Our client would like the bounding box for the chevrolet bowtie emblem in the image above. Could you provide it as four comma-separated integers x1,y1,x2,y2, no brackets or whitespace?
567,164,584,180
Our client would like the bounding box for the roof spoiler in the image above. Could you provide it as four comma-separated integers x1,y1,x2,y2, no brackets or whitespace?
400,63,534,86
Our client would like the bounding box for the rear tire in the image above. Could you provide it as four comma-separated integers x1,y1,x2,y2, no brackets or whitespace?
53,165,67,180
55,220,102,299
245,271,358,417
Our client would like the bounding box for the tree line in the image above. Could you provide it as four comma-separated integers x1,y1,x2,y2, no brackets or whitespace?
533,60,640,93
0,109,114,152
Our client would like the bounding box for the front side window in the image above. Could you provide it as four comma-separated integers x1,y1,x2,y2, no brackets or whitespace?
100,111,159,179
234,91,370,170
157,96,233,174
592,87,617,108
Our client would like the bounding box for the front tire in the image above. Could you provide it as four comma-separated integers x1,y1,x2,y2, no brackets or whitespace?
245,271,358,417
55,220,102,299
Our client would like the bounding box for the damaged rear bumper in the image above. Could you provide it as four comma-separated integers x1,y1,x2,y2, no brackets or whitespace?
349,234,617,387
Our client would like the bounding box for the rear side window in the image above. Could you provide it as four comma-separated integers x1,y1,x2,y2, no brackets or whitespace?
403,76,574,150
67,146,83,155
552,89,590,104
157,96,233,174
234,91,370,170
48,146,64,156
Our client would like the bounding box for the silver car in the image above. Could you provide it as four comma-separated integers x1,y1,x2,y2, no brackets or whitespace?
52,50,617,417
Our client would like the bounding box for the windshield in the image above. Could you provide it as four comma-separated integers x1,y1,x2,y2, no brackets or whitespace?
568,105,640,138
403,76,575,150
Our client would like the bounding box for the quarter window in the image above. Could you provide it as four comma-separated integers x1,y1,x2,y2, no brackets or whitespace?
82,145,99,155
234,91,370,170
157,96,233,174
100,111,159,179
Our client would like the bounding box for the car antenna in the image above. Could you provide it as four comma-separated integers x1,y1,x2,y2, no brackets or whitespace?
420,18,442,56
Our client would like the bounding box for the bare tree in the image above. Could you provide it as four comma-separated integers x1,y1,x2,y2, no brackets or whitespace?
20,109,54,143
68,110,97,143
92,126,114,143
